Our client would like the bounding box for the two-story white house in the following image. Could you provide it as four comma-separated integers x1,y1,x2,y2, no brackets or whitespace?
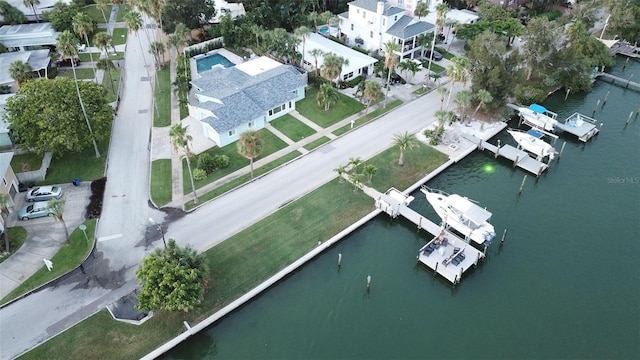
339,0,435,60
188,56,307,147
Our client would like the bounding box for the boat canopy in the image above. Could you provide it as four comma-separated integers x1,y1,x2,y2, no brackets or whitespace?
527,129,544,138
448,195,493,226
529,104,547,114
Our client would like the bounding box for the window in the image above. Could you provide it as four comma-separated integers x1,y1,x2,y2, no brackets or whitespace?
357,9,360,14
248,121,254,128
351,24,354,31
370,31,373,38
2,177,5,186
382,18,385,26
363,11,366,19
394,15,398,21
398,0,403,5
289,101,292,108
228,129,236,136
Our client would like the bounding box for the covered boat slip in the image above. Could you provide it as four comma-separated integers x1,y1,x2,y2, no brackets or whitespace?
417,232,484,284
445,194,492,229
555,113,600,142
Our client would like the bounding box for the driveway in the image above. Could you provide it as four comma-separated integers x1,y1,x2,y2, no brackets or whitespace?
0,183,91,299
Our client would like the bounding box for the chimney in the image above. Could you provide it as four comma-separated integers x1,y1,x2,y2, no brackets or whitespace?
377,1,385,15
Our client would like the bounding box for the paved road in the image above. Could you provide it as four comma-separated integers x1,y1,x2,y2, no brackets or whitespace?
0,33,464,360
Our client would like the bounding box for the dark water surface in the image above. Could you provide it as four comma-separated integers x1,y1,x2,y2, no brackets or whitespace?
166,58,640,359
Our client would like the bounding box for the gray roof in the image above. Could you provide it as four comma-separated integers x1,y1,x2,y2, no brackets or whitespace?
191,63,306,132
386,16,435,39
0,50,51,85
349,0,404,16
0,23,60,48
0,151,13,176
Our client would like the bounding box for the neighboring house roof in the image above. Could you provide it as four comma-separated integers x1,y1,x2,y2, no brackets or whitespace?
0,152,13,178
349,0,404,16
303,32,378,73
211,0,246,23
190,57,306,133
386,15,434,39
3,0,65,17
0,50,51,85
0,94,15,134
0,23,60,48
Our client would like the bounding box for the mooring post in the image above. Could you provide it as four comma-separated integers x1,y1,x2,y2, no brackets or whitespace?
564,88,571,100
513,155,519,167
367,275,371,289
636,107,640,120
501,229,507,243
603,90,610,105
599,123,604,131
559,141,567,158
483,246,488,256
418,216,422,230
338,253,342,267
623,57,629,71
519,174,527,194
475,252,480,266
495,140,500,159
627,74,634,88
593,99,600,115
626,111,633,126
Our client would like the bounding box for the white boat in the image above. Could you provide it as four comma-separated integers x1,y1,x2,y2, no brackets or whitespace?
508,129,556,160
420,186,496,246
517,104,558,131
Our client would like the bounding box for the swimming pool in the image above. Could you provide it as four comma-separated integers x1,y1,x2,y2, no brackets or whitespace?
195,53,234,73
318,25,338,36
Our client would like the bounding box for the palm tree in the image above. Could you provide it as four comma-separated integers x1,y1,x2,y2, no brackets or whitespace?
124,11,148,68
446,56,470,109
237,130,263,179
383,41,401,108
414,1,429,19
146,0,166,34
334,164,347,183
93,32,113,59
392,131,418,166
96,58,116,95
307,11,320,32
454,89,473,123
47,199,69,242
470,89,493,120
348,157,363,171
316,83,338,112
320,52,348,83
309,48,324,76
436,86,449,110
8,60,33,88
149,41,165,68
57,30,101,158
95,0,111,23
0,193,13,252
23,0,40,22
417,32,434,59
362,80,382,114
167,33,181,53
294,26,311,68
363,164,377,183
435,3,449,36
250,24,264,50
73,12,97,80
174,23,190,48
170,123,199,204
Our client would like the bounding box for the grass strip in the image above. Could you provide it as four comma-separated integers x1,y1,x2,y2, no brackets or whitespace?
81,5,111,23
111,28,128,46
153,68,171,127
116,4,131,22
150,159,172,207
296,87,365,128
333,100,403,136
1,220,97,305
303,136,330,151
10,153,44,172
0,227,27,264
269,114,316,141
56,68,96,80
102,67,122,103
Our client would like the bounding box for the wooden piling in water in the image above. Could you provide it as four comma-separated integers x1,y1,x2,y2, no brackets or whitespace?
603,91,610,108
627,74,634,88
338,253,342,267
627,112,633,126
519,175,527,194
565,88,571,100
501,229,507,243
495,140,500,159
559,141,566,158
623,57,629,71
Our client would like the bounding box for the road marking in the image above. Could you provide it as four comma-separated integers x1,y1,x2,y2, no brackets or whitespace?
98,233,123,242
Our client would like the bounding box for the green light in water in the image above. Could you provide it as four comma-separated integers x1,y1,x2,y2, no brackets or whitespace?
483,164,495,173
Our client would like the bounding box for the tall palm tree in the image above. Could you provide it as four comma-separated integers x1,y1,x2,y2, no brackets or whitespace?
173,23,190,51
362,80,382,114
435,3,449,36
95,0,111,23
334,164,347,183
47,199,69,242
8,60,33,88
446,56,470,109
145,0,166,34
417,32,434,59
294,26,311,68
237,130,263,179
316,83,338,111
170,123,198,204
73,12,97,80
124,11,148,68
93,32,113,58
454,89,473,122
57,30,101,158
309,48,324,76
471,89,493,120
320,52,348,83
23,0,40,22
363,164,377,183
149,41,165,67
392,131,418,166
383,40,401,108
414,1,429,19
0,193,13,252
250,24,264,50
436,86,449,110
96,58,116,95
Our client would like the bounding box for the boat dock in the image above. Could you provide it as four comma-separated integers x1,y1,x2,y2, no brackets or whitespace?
609,41,640,59
375,188,485,284
554,113,600,142
594,72,640,91
460,133,549,176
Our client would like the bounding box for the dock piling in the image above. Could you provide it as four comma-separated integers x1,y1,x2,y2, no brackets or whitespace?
627,74,634,88
626,112,633,127
338,253,342,267
367,275,371,289
593,100,600,116
602,91,610,109
475,252,480,266
495,140,500,159
564,88,571,100
501,229,507,243
513,155,519,167
623,57,629,71
519,175,527,194
559,142,566,158
636,107,640,120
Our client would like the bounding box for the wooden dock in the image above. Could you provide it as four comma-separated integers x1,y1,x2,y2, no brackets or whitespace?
555,113,600,142
610,41,640,59
375,188,485,284
460,133,549,176
595,72,640,90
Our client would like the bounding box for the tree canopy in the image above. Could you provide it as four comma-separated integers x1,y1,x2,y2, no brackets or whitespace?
42,2,80,32
4,78,113,156
0,0,26,24
136,239,208,312
161,0,216,34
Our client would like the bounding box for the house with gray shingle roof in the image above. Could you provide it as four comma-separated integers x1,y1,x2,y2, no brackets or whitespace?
188,56,307,147
339,0,434,61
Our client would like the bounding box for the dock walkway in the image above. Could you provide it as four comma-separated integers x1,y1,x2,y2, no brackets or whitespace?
594,72,640,90
610,41,640,59
374,188,485,284
460,134,549,176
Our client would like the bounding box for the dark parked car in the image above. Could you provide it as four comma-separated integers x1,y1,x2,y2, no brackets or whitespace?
55,57,81,67
425,50,443,61
390,73,406,85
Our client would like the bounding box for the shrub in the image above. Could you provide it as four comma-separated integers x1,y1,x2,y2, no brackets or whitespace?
352,46,369,55
86,177,106,219
515,85,546,105
192,168,207,181
345,76,363,88
197,153,216,174
328,35,345,45
213,154,230,169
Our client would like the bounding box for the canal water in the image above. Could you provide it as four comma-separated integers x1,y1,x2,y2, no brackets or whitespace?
166,58,639,359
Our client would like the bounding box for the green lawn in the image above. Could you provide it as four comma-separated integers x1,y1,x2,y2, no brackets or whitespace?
154,68,171,127
116,4,131,22
303,136,330,151
269,114,316,141
81,5,111,23
43,140,109,185
296,87,365,128
150,159,172,207
111,28,128,46
11,153,44,172
19,143,449,359
333,100,403,136
78,52,100,63
427,63,446,74
1,220,96,305
0,227,27,264
102,67,122,103
185,151,302,210
436,47,457,60
56,68,96,80
183,129,288,194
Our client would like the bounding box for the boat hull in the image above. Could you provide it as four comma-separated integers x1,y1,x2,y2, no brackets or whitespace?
508,130,556,160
